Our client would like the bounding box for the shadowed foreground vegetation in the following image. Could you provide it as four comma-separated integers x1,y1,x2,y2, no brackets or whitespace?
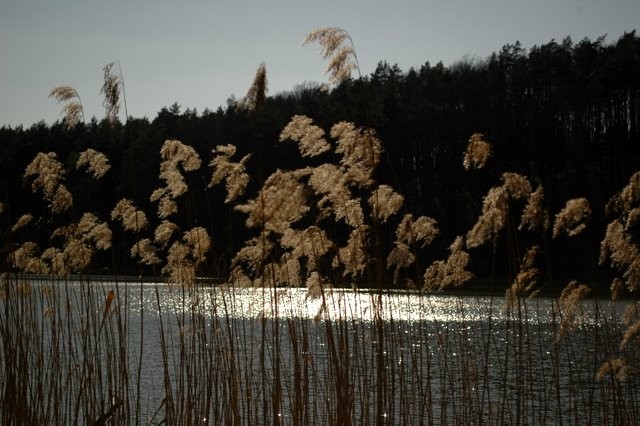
1,28,640,424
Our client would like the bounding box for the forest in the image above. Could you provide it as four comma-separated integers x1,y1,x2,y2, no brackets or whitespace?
1,31,639,290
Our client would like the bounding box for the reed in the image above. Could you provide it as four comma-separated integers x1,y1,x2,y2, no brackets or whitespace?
1,27,639,425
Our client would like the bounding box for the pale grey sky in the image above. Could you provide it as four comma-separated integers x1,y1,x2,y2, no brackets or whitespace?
1,0,638,127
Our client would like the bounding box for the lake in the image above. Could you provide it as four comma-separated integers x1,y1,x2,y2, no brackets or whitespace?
2,277,639,425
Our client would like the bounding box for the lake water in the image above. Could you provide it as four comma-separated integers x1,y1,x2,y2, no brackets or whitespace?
2,278,639,425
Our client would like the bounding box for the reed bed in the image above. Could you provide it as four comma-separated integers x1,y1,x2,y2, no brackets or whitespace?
2,27,640,425
2,277,639,425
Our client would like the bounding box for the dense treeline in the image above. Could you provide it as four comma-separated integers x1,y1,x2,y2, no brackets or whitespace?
1,31,639,288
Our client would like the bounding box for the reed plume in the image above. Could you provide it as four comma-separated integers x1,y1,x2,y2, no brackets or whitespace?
387,214,439,284
597,358,635,381
111,199,148,233
552,197,591,238
10,242,48,274
504,245,541,313
152,140,202,218
131,239,161,266
279,115,330,157
49,85,84,128
304,27,361,85
76,148,111,179
11,214,33,233
600,171,640,292
241,62,268,111
463,133,492,170
23,152,73,213
208,144,251,203
423,236,474,290
161,227,211,287
395,214,439,247
368,184,403,223
467,172,531,248
100,61,122,124
235,170,309,234
154,220,179,249
556,281,591,342
337,225,369,278
519,185,549,231
281,226,334,271
332,122,382,187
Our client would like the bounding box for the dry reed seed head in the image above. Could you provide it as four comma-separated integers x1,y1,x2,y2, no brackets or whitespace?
49,85,84,128
241,62,268,111
335,198,365,228
111,199,148,232
387,242,416,283
235,170,309,234
331,123,382,187
41,247,67,276
50,185,73,213
553,197,592,238
100,62,121,124
24,152,62,196
368,184,403,223
412,215,440,246
279,115,331,157
78,213,112,250
131,238,161,266
466,186,509,248
231,237,275,274
597,358,635,381
76,148,111,179
501,172,532,200
520,185,550,231
609,171,640,215
305,271,324,300
463,133,493,170
160,140,202,171
504,266,541,315
24,152,72,212
522,245,541,270
11,214,33,232
623,302,640,325
153,140,201,218
423,236,474,291
556,281,591,342
11,242,48,274
337,225,369,277
326,47,359,84
610,278,624,301
183,226,211,265
209,144,252,203
49,85,80,101
620,319,640,349
600,220,640,292
157,196,177,219
62,237,94,273
273,253,302,286
395,214,440,247
159,163,189,198
162,241,196,287
309,163,346,195
154,220,178,248
281,226,334,271
304,27,359,85
625,206,640,230
229,267,254,287
61,102,84,128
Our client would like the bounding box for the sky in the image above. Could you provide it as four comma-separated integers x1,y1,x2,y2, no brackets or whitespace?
1,0,639,128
